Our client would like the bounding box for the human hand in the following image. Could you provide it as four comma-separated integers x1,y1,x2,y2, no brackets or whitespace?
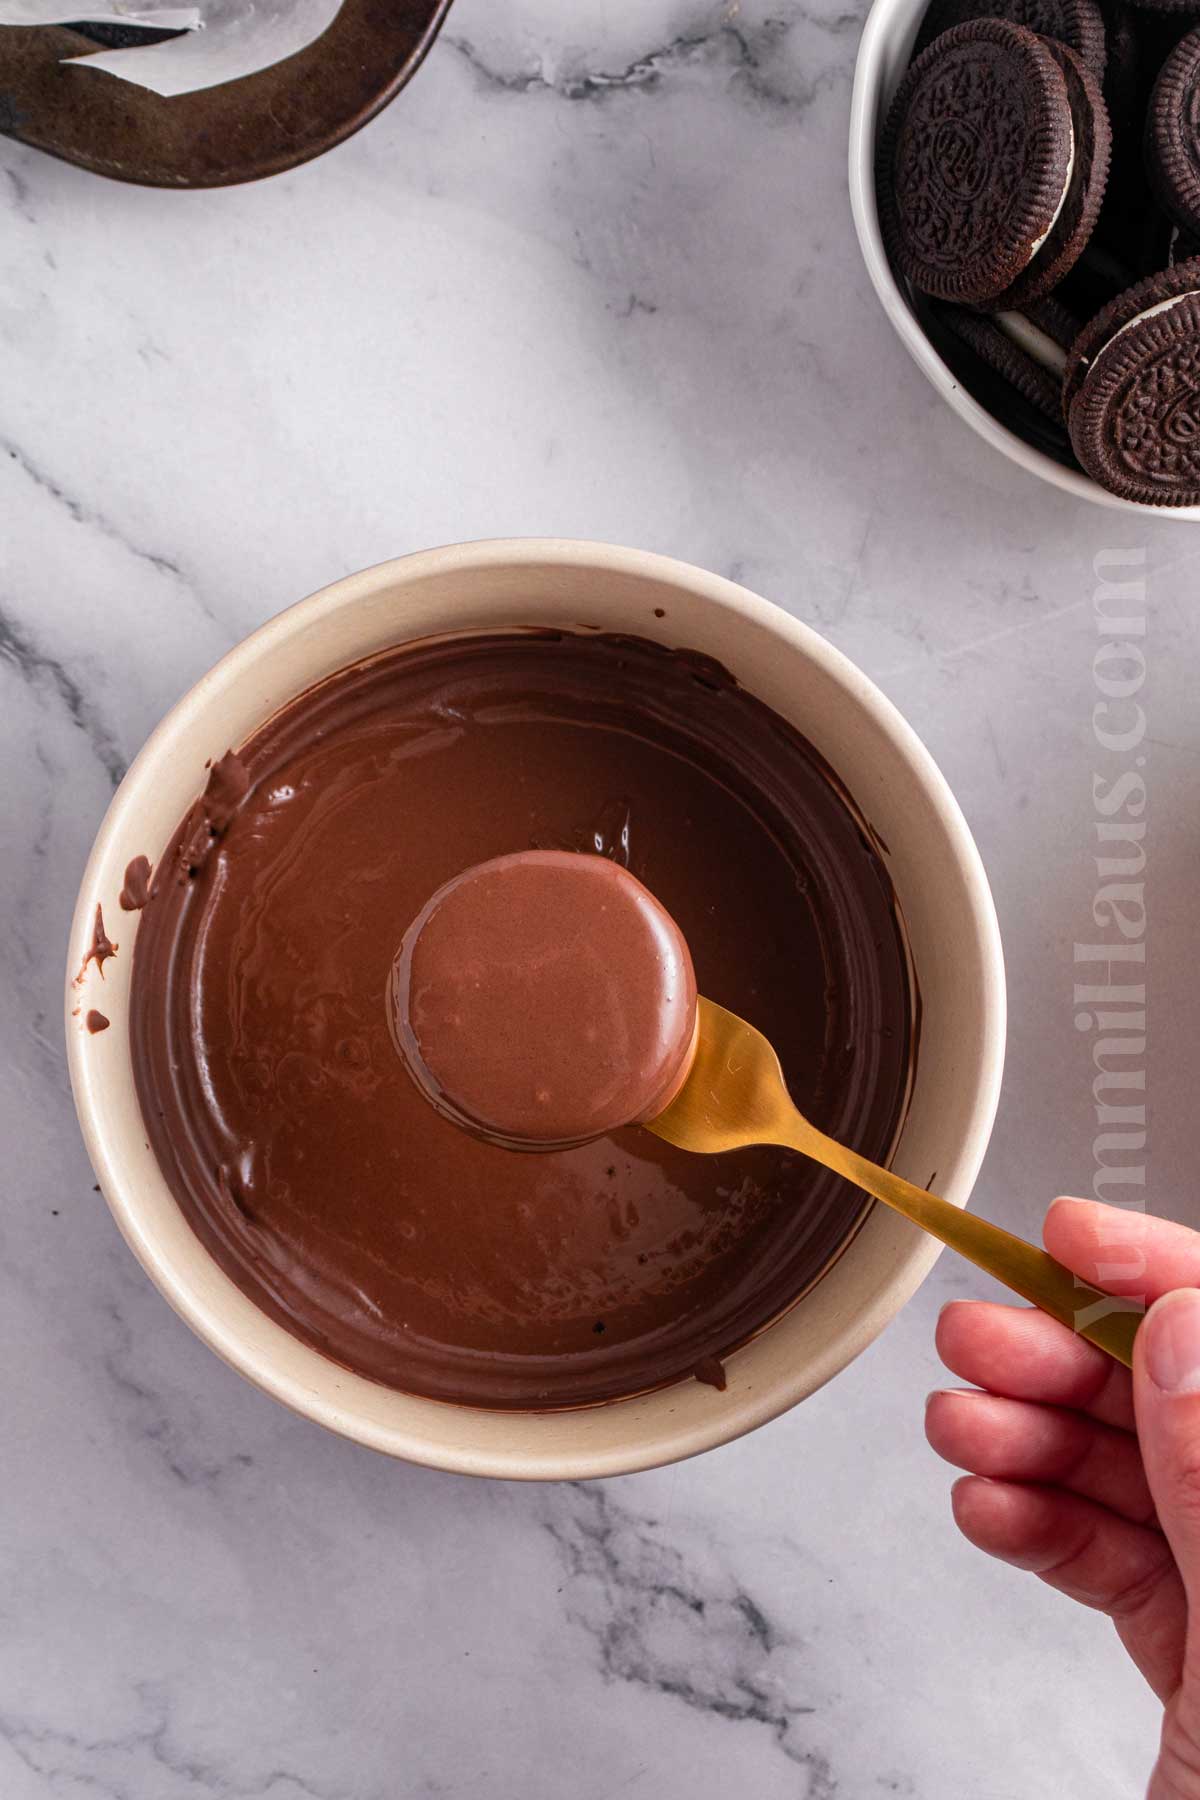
925,1198,1200,1798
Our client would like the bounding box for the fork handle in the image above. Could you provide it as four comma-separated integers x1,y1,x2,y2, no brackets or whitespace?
793,1124,1142,1368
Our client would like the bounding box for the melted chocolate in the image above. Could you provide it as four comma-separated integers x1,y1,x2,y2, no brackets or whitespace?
173,750,252,883
392,851,697,1150
85,1010,110,1034
119,855,153,912
693,1355,728,1391
79,904,117,979
129,632,914,1409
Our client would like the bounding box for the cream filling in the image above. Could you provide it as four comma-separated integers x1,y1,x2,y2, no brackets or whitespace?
1027,119,1075,263
1085,291,1200,379
995,310,1068,375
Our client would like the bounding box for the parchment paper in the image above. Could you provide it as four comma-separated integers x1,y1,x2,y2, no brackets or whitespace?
0,0,346,95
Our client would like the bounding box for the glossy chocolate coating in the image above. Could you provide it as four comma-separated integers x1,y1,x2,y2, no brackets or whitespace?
391,851,698,1150
129,631,914,1409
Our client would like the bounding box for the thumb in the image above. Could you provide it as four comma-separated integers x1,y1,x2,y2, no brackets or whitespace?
1136,1290,1200,1795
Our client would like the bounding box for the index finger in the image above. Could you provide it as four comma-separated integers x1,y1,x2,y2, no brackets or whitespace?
1043,1198,1200,1302
937,1299,1134,1429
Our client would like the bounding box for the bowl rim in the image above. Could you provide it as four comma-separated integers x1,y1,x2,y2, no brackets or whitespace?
848,0,1200,522
65,539,1007,1478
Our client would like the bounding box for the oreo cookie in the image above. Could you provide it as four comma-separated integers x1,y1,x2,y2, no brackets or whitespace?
889,0,1200,497
1064,256,1200,501
936,296,1078,416
1027,291,1090,339
914,0,1108,75
990,39,1113,304
878,20,1104,305
1146,25,1200,232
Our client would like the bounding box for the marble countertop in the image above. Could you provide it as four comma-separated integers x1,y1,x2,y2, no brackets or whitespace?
1,1,1195,1794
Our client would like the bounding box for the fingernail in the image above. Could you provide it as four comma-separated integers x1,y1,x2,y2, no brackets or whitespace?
1143,1290,1200,1394
950,1474,1001,1502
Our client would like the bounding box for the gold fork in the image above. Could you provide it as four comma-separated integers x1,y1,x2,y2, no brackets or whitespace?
647,998,1141,1368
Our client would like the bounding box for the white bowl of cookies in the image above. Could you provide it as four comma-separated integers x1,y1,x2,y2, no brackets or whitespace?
851,0,1200,516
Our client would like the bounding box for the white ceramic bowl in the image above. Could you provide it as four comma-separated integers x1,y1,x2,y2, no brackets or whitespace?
66,541,1006,1480
849,0,1200,520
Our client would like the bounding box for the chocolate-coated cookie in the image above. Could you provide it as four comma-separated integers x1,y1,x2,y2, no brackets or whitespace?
915,0,1108,74
1146,25,1200,232
877,19,1078,304
989,38,1112,305
1065,255,1200,500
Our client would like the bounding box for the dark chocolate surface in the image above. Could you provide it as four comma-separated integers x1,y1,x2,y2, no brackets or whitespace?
129,631,914,1409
